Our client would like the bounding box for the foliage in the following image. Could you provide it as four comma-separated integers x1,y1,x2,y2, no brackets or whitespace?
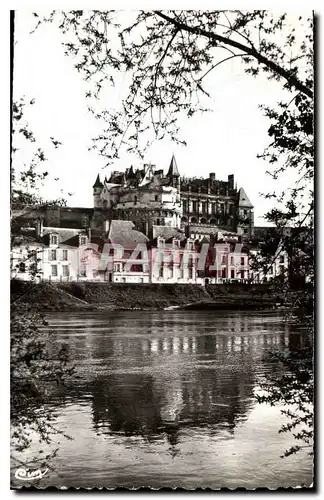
11,92,75,468
11,97,65,211
256,345,313,458
11,302,74,467
35,10,313,162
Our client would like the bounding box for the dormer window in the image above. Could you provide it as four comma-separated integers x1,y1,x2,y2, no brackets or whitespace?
50,235,58,246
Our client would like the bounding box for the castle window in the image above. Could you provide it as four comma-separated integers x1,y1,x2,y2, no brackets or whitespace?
19,262,26,273
51,265,58,277
50,235,58,246
62,265,70,277
131,264,143,273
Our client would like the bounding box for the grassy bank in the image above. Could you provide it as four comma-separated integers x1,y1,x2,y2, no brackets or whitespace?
11,280,282,312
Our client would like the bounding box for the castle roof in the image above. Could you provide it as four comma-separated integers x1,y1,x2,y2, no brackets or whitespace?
107,220,148,250
93,174,103,188
167,155,180,177
238,188,253,208
42,227,82,247
152,225,186,242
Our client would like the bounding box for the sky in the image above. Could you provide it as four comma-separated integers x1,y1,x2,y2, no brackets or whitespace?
13,10,310,225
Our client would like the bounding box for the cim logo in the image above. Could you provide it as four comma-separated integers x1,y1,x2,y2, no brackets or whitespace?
15,467,49,481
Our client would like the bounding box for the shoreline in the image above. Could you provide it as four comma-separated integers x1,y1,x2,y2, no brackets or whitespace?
11,279,286,313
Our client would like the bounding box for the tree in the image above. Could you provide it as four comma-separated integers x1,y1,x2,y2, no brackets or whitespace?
11,97,65,217
32,10,314,457
35,11,313,161
11,303,74,468
11,51,75,473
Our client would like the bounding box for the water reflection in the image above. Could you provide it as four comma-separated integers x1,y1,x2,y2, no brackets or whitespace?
45,311,306,451
12,311,311,489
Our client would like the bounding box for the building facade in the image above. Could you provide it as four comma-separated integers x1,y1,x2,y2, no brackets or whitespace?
93,155,254,240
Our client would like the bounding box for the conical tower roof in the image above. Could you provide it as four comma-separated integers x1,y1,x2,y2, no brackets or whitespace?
167,154,180,177
127,165,136,179
238,188,253,208
93,174,103,188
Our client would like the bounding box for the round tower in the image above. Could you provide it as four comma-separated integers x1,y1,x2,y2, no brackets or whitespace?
93,174,104,208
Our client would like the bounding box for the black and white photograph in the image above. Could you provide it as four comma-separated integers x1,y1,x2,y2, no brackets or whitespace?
10,8,314,490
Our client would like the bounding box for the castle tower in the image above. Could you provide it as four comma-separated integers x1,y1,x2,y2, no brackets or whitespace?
167,154,180,191
236,187,254,240
93,174,103,209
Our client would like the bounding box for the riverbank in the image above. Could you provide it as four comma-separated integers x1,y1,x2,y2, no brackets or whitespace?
10,280,285,312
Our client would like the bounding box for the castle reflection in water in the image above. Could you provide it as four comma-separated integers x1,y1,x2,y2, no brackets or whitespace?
47,311,309,450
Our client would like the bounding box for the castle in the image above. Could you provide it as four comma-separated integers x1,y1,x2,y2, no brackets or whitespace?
11,155,277,285
93,155,254,240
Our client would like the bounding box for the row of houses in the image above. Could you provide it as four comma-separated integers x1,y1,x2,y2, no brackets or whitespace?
11,216,288,285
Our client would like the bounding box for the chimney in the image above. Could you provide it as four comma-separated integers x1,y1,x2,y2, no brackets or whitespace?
35,218,43,238
209,173,216,181
228,174,234,189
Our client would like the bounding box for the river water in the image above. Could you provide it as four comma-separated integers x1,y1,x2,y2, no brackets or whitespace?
11,310,313,489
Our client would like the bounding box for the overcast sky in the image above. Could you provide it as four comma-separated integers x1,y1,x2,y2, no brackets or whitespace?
13,11,309,226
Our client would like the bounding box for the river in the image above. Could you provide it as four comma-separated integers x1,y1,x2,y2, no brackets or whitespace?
11,310,313,489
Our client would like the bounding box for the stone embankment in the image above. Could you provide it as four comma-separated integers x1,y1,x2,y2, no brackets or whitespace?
11,280,284,312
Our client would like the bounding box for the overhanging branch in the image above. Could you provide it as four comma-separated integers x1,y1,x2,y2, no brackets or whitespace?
154,11,313,99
